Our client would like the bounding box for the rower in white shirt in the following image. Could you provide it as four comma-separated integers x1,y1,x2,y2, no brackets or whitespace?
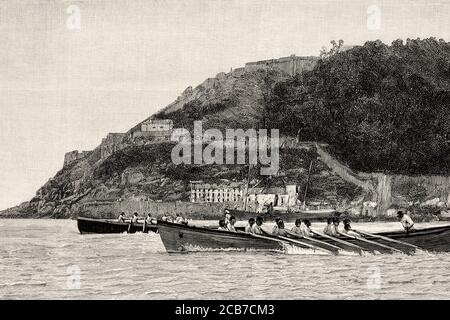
252,216,265,235
397,211,415,233
291,219,302,235
245,218,255,233
300,219,314,237
227,216,237,232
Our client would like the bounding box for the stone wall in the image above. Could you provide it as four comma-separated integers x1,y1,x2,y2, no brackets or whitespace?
100,133,126,160
63,150,90,167
159,55,319,115
244,55,319,76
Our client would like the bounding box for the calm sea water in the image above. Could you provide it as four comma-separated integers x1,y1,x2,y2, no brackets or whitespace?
1,219,450,300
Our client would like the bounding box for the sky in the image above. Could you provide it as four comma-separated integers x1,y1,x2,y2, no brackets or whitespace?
1,0,450,210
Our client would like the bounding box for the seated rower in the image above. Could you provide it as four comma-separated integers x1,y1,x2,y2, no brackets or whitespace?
252,216,265,235
218,219,227,231
291,219,302,235
272,218,281,235
131,212,139,224
245,218,255,233
146,213,155,225
323,217,336,236
175,213,184,224
227,216,237,232
161,213,168,222
301,219,313,237
118,212,126,223
332,216,341,235
273,218,288,237
397,211,415,233
342,219,358,237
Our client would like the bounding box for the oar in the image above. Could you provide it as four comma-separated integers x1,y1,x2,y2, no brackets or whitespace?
311,231,364,254
250,233,332,255
277,235,337,255
337,231,403,254
287,232,343,253
354,230,420,252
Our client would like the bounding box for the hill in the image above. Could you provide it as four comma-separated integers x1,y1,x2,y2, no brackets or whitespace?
2,39,450,219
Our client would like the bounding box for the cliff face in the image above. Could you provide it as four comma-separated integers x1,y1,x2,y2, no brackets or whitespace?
1,54,364,219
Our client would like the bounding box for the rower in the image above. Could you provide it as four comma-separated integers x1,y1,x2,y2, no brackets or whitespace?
227,216,237,232
277,219,288,236
301,219,313,237
323,217,336,236
175,213,184,224
291,219,302,235
272,218,281,235
118,212,126,223
342,219,358,237
245,218,255,233
131,212,139,224
252,216,264,235
397,211,415,233
218,219,227,231
273,218,288,236
146,213,154,225
332,216,341,235
161,213,168,222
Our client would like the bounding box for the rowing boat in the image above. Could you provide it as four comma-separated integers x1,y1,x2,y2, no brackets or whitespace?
157,220,450,253
157,220,284,253
377,225,450,252
77,217,158,234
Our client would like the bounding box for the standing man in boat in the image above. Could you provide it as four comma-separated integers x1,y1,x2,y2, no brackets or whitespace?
397,211,415,233
224,210,232,226
118,212,126,223
245,218,255,233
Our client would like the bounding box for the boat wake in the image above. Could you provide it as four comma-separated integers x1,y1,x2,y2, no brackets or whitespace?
178,244,284,253
284,244,331,255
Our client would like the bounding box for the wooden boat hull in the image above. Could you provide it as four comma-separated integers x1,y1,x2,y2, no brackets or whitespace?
157,221,284,253
377,225,450,252
77,217,158,234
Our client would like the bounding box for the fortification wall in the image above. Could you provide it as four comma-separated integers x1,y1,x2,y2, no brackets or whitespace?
63,150,90,167
160,55,319,115
100,133,126,160
244,55,319,76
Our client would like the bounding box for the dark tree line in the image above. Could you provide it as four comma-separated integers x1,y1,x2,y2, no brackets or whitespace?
264,38,450,174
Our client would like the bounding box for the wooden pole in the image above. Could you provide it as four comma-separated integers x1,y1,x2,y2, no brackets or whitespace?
302,160,314,210
243,164,251,211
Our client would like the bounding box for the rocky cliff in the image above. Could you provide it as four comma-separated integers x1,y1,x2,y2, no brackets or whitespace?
1,55,366,219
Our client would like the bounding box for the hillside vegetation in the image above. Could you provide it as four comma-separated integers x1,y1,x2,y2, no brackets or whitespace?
265,38,450,174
